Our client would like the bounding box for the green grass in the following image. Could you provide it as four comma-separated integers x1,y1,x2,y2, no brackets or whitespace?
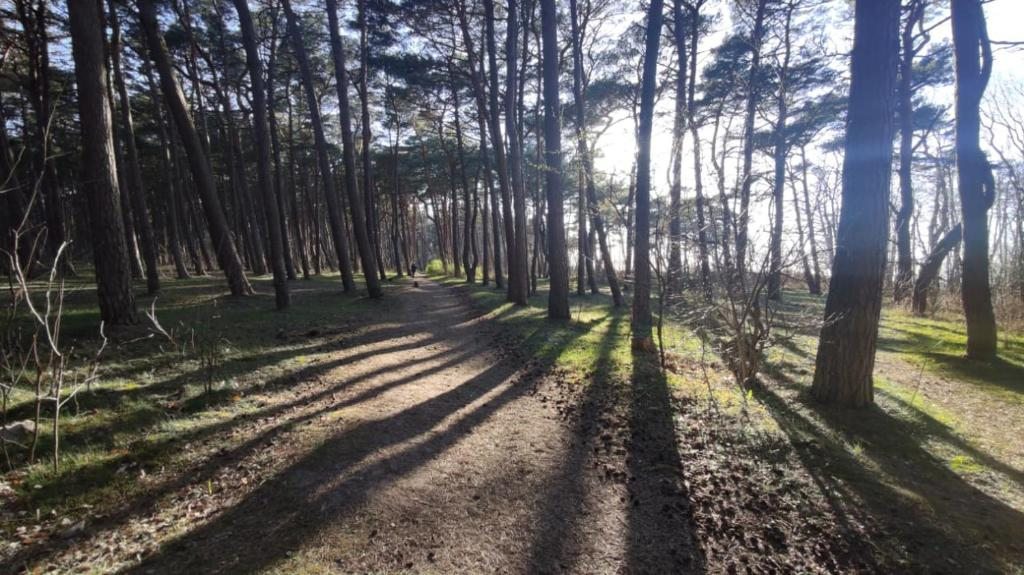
6,268,1023,571
1,271,392,519
436,276,1024,570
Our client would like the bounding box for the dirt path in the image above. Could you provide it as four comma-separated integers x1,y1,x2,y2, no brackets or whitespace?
17,279,697,574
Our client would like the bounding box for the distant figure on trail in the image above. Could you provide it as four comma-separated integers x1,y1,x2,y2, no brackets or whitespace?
410,263,418,277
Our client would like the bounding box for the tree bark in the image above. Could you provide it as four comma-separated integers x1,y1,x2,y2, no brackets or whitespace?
632,0,665,349
540,0,569,320
107,0,160,294
912,223,962,315
811,0,900,407
233,0,289,309
951,0,997,359
68,0,137,324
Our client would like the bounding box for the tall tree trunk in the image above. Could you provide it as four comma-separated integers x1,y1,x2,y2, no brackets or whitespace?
266,21,297,282
459,5,506,289
735,0,768,274
321,0,382,297
668,0,687,291
487,0,528,304
811,0,900,407
453,87,477,283
137,0,251,296
798,145,823,294
281,0,357,292
570,0,623,306
144,57,190,280
109,76,145,282
18,1,71,274
68,0,137,324
479,119,493,286
540,0,569,319
357,0,388,283
790,172,817,295
108,0,159,294
951,0,997,359
632,0,665,349
686,1,712,300
894,0,926,302
767,3,794,300
286,81,311,280
233,0,289,309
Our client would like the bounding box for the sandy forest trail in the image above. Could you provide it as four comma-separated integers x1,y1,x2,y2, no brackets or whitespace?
25,278,697,574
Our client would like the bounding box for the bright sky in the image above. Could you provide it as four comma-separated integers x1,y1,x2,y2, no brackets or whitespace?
592,0,1024,184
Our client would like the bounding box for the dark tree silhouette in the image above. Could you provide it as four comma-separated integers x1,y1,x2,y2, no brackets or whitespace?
951,0,997,359
68,0,136,324
232,0,290,310
540,0,569,320
136,0,252,297
811,0,900,407
632,0,665,351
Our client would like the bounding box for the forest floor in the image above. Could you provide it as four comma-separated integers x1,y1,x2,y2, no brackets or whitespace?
0,272,1022,573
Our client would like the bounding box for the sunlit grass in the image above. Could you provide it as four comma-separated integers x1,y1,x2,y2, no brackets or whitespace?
1,271,390,518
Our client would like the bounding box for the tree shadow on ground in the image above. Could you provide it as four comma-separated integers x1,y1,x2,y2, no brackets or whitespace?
524,314,624,572
1,282,485,569
625,349,703,573
107,290,597,574
755,378,1024,571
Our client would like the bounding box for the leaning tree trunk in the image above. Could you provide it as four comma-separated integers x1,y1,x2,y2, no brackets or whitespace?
137,0,252,296
540,0,569,320
811,0,900,408
951,0,997,359
68,0,137,324
281,0,358,293
912,223,963,315
233,0,289,309
631,0,665,349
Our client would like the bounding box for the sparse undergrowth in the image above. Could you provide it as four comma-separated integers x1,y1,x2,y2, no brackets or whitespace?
1,273,390,554
437,273,1024,572
2,272,1022,572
